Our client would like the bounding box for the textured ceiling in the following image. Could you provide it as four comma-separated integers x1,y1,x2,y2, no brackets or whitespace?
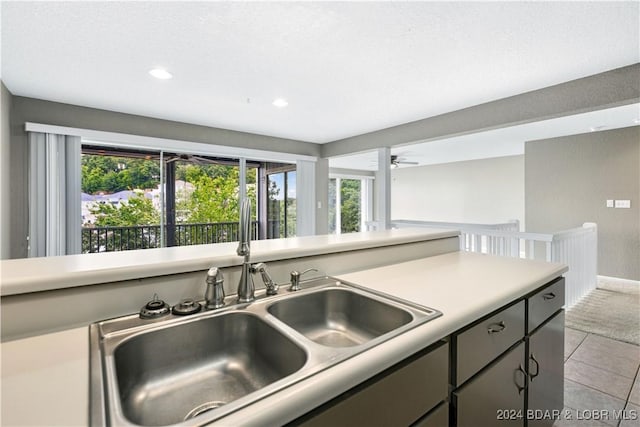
2,1,639,143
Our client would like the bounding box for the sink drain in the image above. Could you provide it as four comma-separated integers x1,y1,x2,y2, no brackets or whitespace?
184,401,226,420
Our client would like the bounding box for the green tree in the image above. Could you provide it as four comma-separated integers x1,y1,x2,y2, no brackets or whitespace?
81,154,160,194
90,192,159,227
87,192,160,252
328,179,361,234
179,166,258,225
183,173,240,223
340,179,361,233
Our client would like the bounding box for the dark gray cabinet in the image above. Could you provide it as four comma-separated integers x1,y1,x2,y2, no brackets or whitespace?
452,299,527,427
526,278,565,427
454,342,526,427
527,311,564,427
291,340,448,427
452,277,565,427
413,401,449,427
455,301,525,386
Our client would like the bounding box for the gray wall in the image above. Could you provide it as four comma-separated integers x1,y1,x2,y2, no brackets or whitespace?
525,127,640,281
8,96,322,259
1,82,11,259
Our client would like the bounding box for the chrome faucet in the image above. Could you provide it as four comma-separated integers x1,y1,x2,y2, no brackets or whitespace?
236,198,255,303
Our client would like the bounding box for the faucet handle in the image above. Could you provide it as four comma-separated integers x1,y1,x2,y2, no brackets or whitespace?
289,268,319,291
205,267,225,309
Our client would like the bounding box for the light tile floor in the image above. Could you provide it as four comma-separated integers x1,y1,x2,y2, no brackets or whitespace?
555,328,640,427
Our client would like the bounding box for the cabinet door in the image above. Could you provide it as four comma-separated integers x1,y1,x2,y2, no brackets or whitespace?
294,342,448,427
528,311,564,427
454,342,526,427
412,401,448,427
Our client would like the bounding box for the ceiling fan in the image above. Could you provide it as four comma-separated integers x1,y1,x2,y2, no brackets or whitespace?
164,153,221,165
390,155,418,168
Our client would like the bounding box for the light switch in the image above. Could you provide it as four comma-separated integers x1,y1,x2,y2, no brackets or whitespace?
615,200,631,208
606,200,614,208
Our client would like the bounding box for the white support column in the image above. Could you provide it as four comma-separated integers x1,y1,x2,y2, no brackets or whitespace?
375,147,391,230
360,178,369,232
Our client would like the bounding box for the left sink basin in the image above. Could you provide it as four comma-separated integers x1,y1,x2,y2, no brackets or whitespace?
92,311,307,426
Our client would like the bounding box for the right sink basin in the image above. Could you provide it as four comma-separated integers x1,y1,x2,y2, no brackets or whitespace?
267,288,414,347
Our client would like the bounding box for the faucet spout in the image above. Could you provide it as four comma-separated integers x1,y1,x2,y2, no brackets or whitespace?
237,198,251,258
237,198,255,303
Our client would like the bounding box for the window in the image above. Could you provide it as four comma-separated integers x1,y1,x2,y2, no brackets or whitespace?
80,145,293,253
266,163,297,238
329,176,373,234
81,146,161,252
26,124,315,257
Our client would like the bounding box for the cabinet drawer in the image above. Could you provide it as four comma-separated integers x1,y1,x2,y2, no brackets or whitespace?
296,341,448,427
454,342,526,427
528,278,564,333
456,301,524,386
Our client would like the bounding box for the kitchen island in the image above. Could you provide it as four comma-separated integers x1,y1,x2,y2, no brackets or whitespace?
1,241,566,426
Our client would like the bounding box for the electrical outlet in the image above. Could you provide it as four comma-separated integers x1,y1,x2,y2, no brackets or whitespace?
614,200,631,209
606,200,614,208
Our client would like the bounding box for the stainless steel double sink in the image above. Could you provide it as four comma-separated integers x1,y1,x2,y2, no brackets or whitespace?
90,277,442,426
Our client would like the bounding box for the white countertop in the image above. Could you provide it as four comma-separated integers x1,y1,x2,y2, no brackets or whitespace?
0,228,457,296
0,251,567,427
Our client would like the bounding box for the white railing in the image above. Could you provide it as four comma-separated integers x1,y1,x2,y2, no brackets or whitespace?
390,219,598,308
391,219,520,232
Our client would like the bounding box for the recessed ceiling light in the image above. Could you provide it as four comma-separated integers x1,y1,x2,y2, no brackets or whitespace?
589,125,606,132
272,98,288,108
149,68,172,80
634,118,640,124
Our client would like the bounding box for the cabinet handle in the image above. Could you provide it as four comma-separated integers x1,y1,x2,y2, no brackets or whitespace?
529,354,540,381
542,292,556,300
514,365,527,395
487,321,506,334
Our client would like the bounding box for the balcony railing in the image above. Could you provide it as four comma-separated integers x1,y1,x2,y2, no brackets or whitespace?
82,221,263,254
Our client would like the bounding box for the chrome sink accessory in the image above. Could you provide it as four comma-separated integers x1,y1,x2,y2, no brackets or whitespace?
139,294,170,319
252,262,278,295
289,268,319,291
205,267,225,309
236,198,255,303
90,277,442,427
172,299,202,316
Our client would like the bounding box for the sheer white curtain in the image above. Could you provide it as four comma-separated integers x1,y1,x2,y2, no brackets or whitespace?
28,132,81,257
296,159,316,236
